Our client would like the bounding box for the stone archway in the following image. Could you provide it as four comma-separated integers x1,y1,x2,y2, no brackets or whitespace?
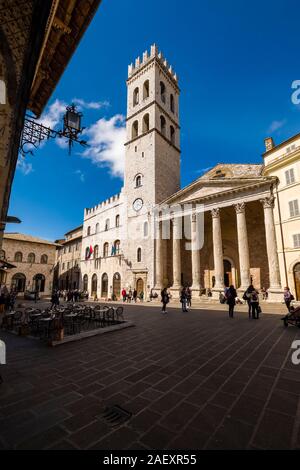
101,273,108,298
33,274,45,292
293,263,300,301
136,278,144,296
113,272,121,300
91,274,97,298
11,273,26,292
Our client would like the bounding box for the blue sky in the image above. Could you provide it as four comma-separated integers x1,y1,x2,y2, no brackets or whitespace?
8,0,300,240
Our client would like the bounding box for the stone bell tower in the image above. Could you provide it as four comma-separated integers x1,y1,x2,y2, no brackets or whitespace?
124,44,181,217
122,45,181,293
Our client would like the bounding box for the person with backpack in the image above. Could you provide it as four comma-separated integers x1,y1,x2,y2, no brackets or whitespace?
225,285,237,318
283,287,294,312
161,287,170,313
249,287,260,319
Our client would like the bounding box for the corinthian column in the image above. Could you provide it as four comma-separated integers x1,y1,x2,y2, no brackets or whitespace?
191,213,201,294
260,196,282,301
234,202,250,290
211,208,224,294
171,215,182,291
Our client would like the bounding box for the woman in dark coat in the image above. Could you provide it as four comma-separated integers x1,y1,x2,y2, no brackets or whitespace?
161,288,170,313
226,285,237,318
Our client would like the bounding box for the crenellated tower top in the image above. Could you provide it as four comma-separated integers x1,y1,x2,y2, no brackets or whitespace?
127,44,178,84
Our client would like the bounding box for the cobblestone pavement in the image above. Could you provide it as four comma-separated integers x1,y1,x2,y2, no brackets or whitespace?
1,303,300,450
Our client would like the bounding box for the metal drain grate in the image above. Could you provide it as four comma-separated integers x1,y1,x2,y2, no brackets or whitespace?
102,405,132,426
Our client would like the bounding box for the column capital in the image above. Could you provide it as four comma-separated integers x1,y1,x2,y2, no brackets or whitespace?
211,208,220,218
260,196,275,209
234,202,246,214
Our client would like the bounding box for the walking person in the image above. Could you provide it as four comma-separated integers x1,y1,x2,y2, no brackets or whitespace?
284,287,294,312
127,289,132,303
180,287,188,312
161,287,169,313
225,285,237,318
121,288,127,302
243,285,253,318
50,290,59,310
250,287,260,319
133,289,138,303
186,287,192,308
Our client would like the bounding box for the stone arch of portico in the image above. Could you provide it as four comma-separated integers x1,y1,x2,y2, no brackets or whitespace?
288,258,300,299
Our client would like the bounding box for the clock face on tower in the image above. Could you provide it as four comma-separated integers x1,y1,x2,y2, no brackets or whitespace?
133,198,143,212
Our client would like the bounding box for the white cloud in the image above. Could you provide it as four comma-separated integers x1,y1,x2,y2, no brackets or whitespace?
267,119,286,134
72,98,109,110
17,158,34,175
81,114,126,178
38,98,67,129
75,169,85,183
196,166,212,175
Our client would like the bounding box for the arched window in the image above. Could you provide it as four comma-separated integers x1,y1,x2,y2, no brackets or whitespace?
142,113,149,133
113,240,120,255
11,273,26,292
135,175,142,187
132,120,138,139
96,223,99,233
27,253,35,264
33,274,45,292
160,81,166,103
115,215,120,227
143,221,148,237
143,80,149,99
40,254,48,264
170,125,175,145
87,226,91,236
0,249,5,260
133,87,139,106
94,245,99,259
91,274,97,297
137,247,142,262
101,273,108,297
112,272,121,300
83,274,88,292
103,242,109,257
160,115,166,135
105,219,110,231
170,93,175,113
14,252,22,262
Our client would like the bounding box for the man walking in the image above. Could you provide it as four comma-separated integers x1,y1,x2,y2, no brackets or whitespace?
180,287,188,312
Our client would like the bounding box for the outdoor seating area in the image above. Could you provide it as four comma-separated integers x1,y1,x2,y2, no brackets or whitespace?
0,304,125,343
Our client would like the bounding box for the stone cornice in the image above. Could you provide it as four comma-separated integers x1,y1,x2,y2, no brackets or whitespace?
262,131,300,157
160,176,277,206
126,99,180,129
124,127,181,153
263,149,300,173
160,178,277,208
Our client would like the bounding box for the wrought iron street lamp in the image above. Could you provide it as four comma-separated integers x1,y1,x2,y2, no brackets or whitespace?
19,103,88,157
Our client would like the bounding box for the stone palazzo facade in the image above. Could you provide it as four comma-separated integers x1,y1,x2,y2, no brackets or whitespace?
80,45,300,302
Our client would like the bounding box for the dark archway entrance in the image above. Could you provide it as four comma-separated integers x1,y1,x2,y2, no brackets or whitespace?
33,274,45,292
11,273,26,292
91,274,97,297
136,278,144,296
113,272,121,300
294,263,300,301
223,260,232,287
101,273,108,298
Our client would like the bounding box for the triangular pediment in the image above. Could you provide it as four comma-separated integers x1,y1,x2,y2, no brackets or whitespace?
161,163,267,205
